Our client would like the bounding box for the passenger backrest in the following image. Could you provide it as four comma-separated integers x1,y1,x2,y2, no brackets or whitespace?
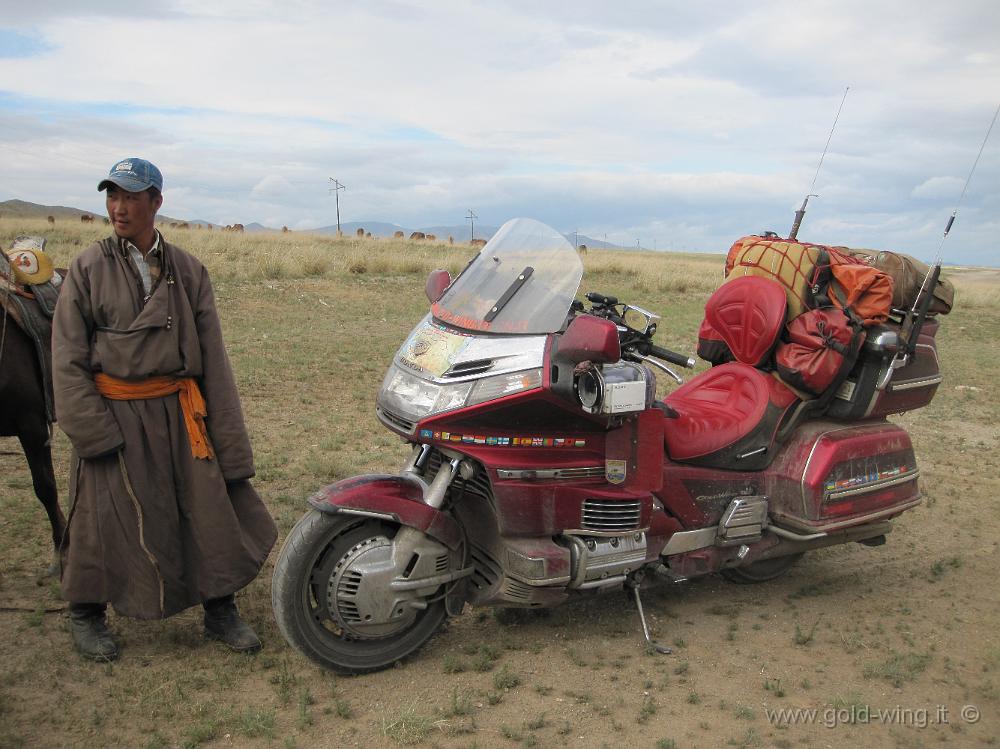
704,276,786,367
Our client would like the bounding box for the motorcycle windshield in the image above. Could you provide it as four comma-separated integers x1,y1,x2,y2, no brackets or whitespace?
432,218,583,334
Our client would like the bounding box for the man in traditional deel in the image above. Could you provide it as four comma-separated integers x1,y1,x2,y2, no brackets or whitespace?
52,158,277,661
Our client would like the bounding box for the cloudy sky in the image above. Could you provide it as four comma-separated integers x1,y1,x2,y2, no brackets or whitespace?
1,1,998,264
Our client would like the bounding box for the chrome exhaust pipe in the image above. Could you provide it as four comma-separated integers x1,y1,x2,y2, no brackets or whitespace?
752,521,893,561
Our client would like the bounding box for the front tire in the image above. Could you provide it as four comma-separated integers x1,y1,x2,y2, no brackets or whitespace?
720,553,804,583
271,510,448,674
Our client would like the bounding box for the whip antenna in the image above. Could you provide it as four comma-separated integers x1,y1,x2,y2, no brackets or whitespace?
789,86,850,241
901,101,1000,358
936,100,1000,255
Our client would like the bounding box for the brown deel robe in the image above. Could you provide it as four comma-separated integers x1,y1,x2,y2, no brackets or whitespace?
53,235,276,619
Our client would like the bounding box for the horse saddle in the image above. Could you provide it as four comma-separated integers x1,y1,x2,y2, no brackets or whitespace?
1,236,64,422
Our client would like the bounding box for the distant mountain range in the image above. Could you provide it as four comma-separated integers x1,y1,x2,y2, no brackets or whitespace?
292,221,620,249
0,198,187,225
0,199,622,249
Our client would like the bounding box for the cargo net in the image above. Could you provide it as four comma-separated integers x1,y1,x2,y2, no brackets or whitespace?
724,237,826,320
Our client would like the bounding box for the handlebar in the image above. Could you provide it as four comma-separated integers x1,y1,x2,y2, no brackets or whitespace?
580,291,695,370
648,344,696,369
586,292,618,307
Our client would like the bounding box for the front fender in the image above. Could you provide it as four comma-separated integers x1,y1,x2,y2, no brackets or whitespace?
307,474,463,550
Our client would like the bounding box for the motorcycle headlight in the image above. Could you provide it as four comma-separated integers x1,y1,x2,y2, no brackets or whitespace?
378,365,542,423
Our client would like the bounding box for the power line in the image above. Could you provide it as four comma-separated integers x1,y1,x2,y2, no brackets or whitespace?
328,178,346,236
466,209,478,242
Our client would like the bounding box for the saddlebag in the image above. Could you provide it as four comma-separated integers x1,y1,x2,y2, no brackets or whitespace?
826,318,941,420
766,419,921,532
774,307,865,396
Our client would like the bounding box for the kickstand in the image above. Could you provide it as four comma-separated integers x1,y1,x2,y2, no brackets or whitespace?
631,585,671,655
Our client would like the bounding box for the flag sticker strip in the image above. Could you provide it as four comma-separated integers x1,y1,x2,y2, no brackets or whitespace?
823,464,910,493
418,429,585,447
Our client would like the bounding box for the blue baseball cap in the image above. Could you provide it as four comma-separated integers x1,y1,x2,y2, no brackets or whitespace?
98,157,163,193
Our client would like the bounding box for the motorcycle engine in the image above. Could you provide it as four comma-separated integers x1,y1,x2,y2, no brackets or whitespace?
564,533,647,589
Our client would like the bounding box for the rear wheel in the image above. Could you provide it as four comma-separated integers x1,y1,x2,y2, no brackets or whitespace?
271,510,449,674
720,553,804,583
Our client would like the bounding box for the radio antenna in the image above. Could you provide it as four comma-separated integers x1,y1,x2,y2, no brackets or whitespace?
935,100,1000,258
901,101,1000,359
788,86,850,241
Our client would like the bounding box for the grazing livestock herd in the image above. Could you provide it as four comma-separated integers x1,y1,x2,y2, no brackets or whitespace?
22,213,488,245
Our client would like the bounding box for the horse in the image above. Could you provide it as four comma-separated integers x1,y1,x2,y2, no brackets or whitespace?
0,302,66,574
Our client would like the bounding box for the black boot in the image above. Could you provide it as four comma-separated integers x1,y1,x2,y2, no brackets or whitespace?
203,595,261,653
69,603,119,661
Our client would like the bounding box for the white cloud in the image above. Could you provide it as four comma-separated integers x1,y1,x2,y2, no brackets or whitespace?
912,176,966,200
250,175,293,199
0,1,998,263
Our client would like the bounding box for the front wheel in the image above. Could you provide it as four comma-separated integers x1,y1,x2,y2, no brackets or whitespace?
271,510,449,674
720,553,804,583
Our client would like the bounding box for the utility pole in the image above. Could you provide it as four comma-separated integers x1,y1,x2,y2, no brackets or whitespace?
573,230,578,249
329,178,346,236
466,209,478,242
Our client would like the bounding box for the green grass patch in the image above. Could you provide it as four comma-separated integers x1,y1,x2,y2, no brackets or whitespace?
863,652,932,687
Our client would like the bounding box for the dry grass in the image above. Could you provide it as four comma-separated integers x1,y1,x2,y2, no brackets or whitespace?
5,216,979,304
940,266,1000,308
0,217,477,282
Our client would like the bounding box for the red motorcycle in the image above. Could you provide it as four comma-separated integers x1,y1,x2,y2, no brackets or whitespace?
272,218,940,673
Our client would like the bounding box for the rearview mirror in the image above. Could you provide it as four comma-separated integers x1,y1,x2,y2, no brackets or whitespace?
621,305,660,336
425,269,452,303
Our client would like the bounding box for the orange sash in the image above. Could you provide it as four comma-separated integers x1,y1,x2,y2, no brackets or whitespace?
93,373,215,459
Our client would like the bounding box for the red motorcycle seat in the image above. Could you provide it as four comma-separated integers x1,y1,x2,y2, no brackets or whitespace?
663,363,798,468
705,276,787,366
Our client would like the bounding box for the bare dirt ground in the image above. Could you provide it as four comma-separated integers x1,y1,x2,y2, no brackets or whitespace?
1,271,998,749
